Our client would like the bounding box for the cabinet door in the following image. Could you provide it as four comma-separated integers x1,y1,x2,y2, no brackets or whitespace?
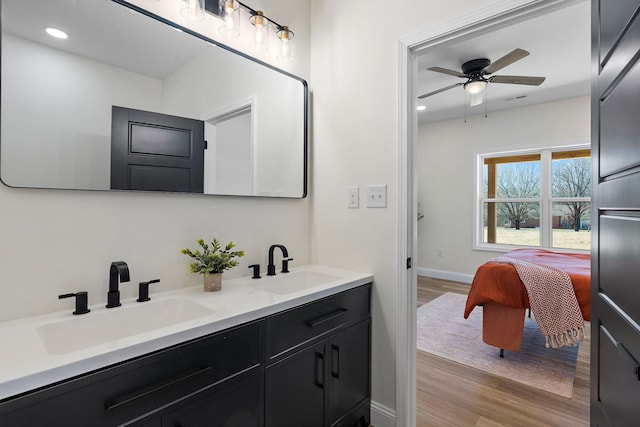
265,342,325,427
328,320,371,426
162,370,262,427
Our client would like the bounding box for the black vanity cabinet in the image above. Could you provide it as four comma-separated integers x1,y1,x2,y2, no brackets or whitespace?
0,320,265,427
0,283,371,427
264,284,372,427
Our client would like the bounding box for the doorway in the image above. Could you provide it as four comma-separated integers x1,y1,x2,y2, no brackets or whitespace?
396,0,589,424
203,97,256,196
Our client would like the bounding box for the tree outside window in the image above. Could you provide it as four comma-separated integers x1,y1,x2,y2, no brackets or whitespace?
479,148,590,251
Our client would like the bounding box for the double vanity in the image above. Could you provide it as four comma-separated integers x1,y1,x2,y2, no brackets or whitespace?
0,265,373,426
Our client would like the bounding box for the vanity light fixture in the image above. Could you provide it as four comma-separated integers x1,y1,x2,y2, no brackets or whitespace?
276,26,294,62
44,27,68,39
249,10,269,51
219,0,240,38
206,0,295,60
180,0,205,21
417,105,427,111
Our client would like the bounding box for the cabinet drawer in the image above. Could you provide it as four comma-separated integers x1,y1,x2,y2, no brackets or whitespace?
161,369,263,427
0,320,264,427
266,284,371,362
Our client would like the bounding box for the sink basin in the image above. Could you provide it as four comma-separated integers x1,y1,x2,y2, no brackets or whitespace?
37,298,214,355
249,270,342,295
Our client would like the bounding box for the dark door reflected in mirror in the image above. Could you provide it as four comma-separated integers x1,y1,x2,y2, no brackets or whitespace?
0,0,307,198
111,106,205,193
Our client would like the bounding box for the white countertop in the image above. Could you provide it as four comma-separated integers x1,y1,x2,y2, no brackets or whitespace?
0,265,372,400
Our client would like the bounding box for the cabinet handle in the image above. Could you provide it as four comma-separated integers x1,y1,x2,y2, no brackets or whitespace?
305,308,348,327
315,352,325,389
331,344,340,379
104,365,212,412
601,325,640,381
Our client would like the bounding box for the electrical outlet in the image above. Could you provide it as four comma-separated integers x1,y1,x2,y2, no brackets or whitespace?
347,186,359,208
437,248,444,257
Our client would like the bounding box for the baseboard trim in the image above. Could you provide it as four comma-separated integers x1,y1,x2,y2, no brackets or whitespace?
370,400,395,427
416,267,474,284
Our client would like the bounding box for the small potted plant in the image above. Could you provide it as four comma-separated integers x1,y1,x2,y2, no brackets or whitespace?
180,237,245,292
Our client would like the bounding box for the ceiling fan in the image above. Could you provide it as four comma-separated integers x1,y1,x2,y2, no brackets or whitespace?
418,48,545,105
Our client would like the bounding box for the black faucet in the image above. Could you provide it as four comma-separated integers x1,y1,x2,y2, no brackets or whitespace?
58,291,90,315
137,279,160,302
106,261,130,308
249,264,261,279
267,244,292,276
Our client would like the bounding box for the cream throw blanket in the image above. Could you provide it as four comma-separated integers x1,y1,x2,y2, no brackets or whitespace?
491,256,585,349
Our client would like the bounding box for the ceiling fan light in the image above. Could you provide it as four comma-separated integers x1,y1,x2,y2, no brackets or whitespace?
469,93,484,107
464,80,487,95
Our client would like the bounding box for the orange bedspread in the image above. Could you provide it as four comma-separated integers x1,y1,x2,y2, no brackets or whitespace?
464,248,591,321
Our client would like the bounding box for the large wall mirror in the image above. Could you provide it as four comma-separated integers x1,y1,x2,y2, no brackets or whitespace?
1,0,307,197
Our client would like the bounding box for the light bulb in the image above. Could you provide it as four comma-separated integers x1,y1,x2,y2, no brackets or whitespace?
464,80,486,95
281,40,290,60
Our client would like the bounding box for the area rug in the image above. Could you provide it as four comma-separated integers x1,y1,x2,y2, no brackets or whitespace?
417,292,583,398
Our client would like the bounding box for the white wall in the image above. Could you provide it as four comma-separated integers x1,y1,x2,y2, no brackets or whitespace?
416,96,591,277
308,0,507,419
1,33,163,190
0,0,311,322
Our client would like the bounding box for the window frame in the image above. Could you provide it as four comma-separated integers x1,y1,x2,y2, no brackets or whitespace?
473,143,591,253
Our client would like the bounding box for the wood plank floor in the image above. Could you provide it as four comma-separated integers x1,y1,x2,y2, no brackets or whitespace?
416,276,590,427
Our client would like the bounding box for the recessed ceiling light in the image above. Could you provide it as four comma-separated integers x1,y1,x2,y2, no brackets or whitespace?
417,105,427,111
44,27,68,39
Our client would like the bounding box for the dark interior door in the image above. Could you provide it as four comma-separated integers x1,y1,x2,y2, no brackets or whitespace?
591,1,640,425
111,106,205,193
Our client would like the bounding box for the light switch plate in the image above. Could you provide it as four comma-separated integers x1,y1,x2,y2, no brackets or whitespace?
367,184,387,208
347,186,359,208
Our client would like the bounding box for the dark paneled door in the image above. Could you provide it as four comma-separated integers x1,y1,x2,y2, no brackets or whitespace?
592,0,640,425
111,106,205,193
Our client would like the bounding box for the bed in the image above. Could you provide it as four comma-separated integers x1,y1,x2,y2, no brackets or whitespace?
464,248,590,354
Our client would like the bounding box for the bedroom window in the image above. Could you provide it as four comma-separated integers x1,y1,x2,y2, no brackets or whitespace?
476,147,591,252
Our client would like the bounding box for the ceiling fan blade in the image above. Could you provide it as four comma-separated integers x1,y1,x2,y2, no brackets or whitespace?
484,48,529,74
426,66,466,78
418,82,464,99
489,75,545,85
